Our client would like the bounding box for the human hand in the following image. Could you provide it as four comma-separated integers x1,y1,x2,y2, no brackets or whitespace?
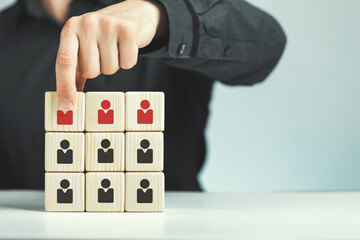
55,0,168,109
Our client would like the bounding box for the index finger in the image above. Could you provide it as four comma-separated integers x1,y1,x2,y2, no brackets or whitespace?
56,25,79,110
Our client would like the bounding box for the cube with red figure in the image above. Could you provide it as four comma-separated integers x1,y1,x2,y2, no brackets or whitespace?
125,92,164,131
45,92,85,132
85,92,125,132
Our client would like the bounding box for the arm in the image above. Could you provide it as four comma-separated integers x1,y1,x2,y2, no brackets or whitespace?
145,0,287,86
55,0,169,109
55,0,286,109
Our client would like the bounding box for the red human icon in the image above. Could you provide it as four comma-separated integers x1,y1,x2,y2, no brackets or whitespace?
137,100,153,124
98,100,114,124
57,110,73,125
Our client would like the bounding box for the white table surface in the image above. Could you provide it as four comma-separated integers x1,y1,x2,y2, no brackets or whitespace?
0,190,359,239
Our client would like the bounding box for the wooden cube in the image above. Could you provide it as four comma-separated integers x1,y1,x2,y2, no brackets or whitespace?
86,172,125,212
45,172,85,212
125,92,164,131
45,132,85,172
85,133,124,171
44,92,85,132
85,92,125,132
125,132,163,172
125,172,164,212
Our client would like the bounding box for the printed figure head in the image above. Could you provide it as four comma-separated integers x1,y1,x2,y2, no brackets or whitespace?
101,139,111,149
140,179,150,189
140,139,150,149
140,100,150,110
60,179,70,189
101,178,111,188
101,100,111,110
60,140,70,150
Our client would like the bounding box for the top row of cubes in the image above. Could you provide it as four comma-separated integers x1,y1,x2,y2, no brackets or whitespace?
45,92,164,132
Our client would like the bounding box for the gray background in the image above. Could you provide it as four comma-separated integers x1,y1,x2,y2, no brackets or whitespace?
1,0,359,192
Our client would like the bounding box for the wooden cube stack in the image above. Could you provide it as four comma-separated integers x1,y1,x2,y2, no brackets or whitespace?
44,91,164,212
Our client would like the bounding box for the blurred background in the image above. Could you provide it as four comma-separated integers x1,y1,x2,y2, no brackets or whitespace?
1,0,359,192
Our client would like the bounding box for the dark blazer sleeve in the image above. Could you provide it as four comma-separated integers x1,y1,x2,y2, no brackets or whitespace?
142,0,287,86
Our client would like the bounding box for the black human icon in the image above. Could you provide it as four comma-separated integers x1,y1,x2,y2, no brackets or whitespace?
57,179,73,204
137,179,153,203
98,139,113,163
137,139,153,164
98,178,114,203
57,140,73,164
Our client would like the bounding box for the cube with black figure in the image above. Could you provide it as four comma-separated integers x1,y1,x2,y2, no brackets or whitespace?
85,132,124,172
45,172,85,212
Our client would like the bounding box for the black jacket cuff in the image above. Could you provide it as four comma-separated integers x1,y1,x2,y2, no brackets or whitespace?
141,0,194,58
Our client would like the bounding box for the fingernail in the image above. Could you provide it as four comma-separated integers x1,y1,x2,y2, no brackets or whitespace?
60,99,73,110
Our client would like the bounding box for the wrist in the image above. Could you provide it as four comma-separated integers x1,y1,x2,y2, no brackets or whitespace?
148,0,169,41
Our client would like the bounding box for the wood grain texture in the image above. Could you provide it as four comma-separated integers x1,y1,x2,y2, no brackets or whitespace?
125,172,164,212
85,92,125,132
45,132,85,172
44,92,85,132
125,132,163,172
85,133,124,171
45,173,85,212
125,92,164,131
85,172,125,212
